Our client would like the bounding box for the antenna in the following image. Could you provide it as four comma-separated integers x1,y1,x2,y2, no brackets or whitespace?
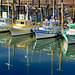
7,0,9,18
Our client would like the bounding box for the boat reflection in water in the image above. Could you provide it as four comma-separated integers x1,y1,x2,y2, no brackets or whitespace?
62,40,75,59
34,37,63,74
0,33,36,70
10,33,36,49
34,37,61,55
0,32,11,45
0,32,75,75
0,32,12,70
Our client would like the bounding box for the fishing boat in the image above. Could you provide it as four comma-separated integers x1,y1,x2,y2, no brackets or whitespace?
0,18,12,29
9,0,42,36
34,20,61,39
62,23,75,44
0,0,12,29
9,20,42,36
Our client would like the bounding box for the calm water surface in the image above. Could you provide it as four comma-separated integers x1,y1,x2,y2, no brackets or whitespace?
0,32,75,75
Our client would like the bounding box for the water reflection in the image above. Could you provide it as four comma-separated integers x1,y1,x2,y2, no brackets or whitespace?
0,33,75,75
0,32,11,45
35,38,61,55
5,47,13,70
62,40,75,59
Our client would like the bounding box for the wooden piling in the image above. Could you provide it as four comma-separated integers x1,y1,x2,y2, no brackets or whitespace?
24,6,25,19
58,39,63,71
17,0,20,20
51,50,53,75
53,0,55,20
36,10,38,22
13,45,15,56
73,0,74,18
58,8,60,24
32,0,34,6
12,0,15,23
61,0,63,3
73,9,75,19
59,51,62,71
0,0,2,18
61,3,64,34
41,7,43,21
38,0,40,8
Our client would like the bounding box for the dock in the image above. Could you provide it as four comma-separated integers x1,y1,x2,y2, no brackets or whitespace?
0,29,10,33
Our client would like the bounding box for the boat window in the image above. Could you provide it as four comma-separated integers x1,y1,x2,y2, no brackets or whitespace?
46,23,49,26
0,20,4,22
50,23,53,27
48,23,50,26
43,23,46,26
3,20,4,22
25,22,27,25
70,25,72,29
0,20,2,22
56,23,58,26
16,21,20,24
72,26,75,29
43,23,46,25
21,22,24,24
6,20,9,23
53,23,56,26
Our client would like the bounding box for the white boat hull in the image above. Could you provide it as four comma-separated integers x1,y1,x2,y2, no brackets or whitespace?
67,36,75,44
10,31,33,36
63,34,75,44
35,33,58,39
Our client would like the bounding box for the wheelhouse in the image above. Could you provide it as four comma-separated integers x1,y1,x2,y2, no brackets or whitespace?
69,23,75,30
16,20,32,26
0,18,12,26
42,21,59,27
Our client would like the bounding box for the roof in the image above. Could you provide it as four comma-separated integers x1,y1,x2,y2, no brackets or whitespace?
0,18,12,20
16,20,32,22
69,23,75,26
42,21,58,23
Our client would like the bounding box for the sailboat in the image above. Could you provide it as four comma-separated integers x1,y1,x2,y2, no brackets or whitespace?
0,0,12,29
9,0,42,36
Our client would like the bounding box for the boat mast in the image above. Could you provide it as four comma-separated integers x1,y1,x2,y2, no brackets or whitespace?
26,0,28,20
7,0,9,18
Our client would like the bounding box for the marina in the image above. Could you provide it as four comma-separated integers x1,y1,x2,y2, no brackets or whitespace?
0,0,75,75
0,33,75,75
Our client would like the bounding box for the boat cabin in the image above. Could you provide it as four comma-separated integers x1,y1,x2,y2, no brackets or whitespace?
69,23,75,31
39,21,60,30
16,20,32,26
0,18,12,26
42,21,59,27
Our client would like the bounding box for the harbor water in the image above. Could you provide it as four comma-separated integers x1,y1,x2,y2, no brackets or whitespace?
0,32,75,75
